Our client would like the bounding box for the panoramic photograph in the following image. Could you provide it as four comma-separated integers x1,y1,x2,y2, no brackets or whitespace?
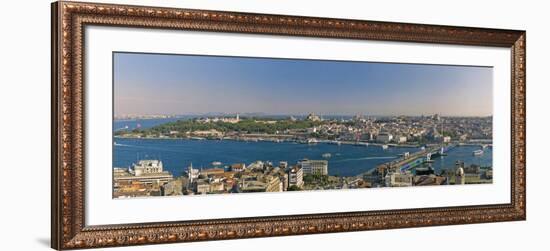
112,52,493,199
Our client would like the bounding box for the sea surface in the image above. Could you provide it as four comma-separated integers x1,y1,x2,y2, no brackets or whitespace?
113,137,492,177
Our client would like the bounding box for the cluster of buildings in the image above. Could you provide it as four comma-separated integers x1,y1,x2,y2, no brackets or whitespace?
116,113,491,148
196,114,240,124
185,159,329,195
113,159,329,198
112,113,493,198
113,160,177,198
297,113,491,145
363,160,493,188
114,156,492,198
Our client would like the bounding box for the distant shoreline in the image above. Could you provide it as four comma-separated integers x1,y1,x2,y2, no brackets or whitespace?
113,135,424,148
114,114,494,121
113,135,491,148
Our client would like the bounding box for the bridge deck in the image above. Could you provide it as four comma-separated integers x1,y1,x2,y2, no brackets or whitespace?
385,144,454,173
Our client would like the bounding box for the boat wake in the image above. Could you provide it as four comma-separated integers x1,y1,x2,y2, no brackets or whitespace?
114,143,132,147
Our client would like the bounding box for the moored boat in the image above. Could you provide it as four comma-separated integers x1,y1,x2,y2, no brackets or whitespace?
307,138,318,145
328,140,342,145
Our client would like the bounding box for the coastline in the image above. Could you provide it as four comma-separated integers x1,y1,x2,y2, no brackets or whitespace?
114,135,422,148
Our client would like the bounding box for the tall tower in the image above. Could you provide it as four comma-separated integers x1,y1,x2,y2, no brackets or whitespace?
455,161,465,185
188,163,194,183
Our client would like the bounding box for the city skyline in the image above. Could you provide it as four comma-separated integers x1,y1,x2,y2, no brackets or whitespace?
114,112,493,118
114,52,493,117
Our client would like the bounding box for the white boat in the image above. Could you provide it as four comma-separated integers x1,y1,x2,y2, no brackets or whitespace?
473,149,484,156
398,152,410,158
381,144,389,150
322,153,332,158
329,140,342,145
307,138,318,144
425,153,434,163
211,161,222,166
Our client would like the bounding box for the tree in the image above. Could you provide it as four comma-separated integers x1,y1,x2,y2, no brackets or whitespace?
287,185,302,191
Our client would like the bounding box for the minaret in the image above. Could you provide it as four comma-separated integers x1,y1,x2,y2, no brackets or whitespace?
455,161,465,185
188,163,194,183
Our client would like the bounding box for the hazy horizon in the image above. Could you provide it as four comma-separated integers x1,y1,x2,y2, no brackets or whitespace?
114,52,493,117
114,112,493,118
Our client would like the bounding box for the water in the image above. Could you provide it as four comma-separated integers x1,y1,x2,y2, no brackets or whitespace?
113,138,492,177
430,146,492,171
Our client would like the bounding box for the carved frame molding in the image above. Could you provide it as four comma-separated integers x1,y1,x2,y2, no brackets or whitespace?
51,1,526,249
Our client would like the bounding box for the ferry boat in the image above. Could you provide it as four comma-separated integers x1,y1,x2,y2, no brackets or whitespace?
211,161,222,166
328,140,342,145
424,153,434,163
322,153,332,158
307,138,318,145
473,149,484,156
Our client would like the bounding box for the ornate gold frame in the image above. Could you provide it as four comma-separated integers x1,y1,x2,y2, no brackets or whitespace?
51,1,526,249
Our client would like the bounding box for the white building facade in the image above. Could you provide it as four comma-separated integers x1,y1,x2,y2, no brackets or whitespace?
299,159,328,175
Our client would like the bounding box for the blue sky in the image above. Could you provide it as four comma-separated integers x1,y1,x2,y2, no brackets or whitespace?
114,52,492,116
